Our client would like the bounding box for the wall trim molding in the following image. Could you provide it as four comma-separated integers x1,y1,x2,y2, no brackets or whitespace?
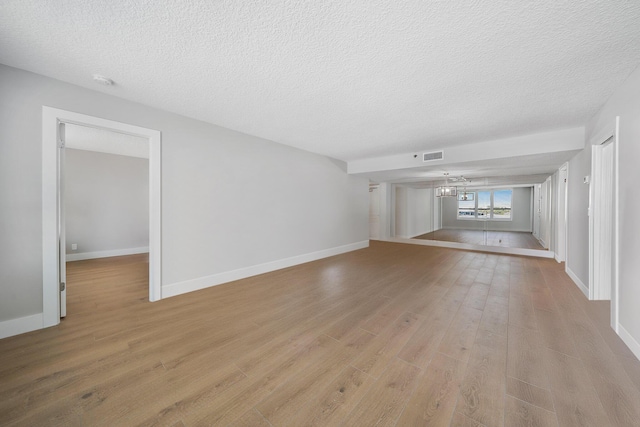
0,313,44,340
618,323,640,361
163,241,370,298
566,266,589,298
66,247,149,262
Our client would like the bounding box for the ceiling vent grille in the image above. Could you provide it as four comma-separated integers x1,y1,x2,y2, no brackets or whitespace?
423,151,444,162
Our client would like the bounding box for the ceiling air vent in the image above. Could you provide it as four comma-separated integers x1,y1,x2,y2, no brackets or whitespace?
423,150,444,162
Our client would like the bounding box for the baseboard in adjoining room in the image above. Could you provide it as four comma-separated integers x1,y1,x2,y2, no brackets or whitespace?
537,238,547,249
408,229,439,239
162,240,369,299
387,236,554,258
441,226,534,233
618,324,640,362
0,313,44,339
66,246,149,262
566,266,589,298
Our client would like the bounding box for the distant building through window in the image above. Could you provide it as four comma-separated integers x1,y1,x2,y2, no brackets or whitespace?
457,189,512,220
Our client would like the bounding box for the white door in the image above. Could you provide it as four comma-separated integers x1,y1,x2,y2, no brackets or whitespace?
58,123,67,317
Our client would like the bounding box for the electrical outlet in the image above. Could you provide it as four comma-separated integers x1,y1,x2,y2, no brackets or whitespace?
71,243,78,251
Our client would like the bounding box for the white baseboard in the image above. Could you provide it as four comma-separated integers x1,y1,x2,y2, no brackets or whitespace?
163,240,369,299
387,237,554,258
441,226,533,233
408,229,437,239
554,253,566,263
66,246,149,262
0,313,43,339
618,323,640,361
566,266,589,298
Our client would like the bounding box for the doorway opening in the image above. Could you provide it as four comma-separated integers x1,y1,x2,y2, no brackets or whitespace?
42,107,161,328
62,124,150,316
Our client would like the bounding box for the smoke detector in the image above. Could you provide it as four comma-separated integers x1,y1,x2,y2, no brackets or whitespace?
92,74,114,86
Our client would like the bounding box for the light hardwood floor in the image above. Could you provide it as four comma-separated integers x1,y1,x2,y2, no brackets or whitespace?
1,242,639,426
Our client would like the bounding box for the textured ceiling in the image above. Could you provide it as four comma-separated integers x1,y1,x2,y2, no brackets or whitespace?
2,1,640,163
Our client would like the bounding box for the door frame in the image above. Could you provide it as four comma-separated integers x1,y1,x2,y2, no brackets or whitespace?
588,117,619,330
368,184,380,240
42,107,162,328
555,163,568,262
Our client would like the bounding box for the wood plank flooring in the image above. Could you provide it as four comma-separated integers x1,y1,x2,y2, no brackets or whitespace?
1,241,639,426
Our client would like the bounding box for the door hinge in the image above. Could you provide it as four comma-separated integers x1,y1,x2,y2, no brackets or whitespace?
60,282,66,291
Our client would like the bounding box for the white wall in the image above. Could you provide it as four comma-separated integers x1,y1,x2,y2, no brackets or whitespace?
0,64,369,326
369,186,380,240
394,186,434,238
539,178,552,249
433,194,441,231
377,183,392,240
411,188,433,236
569,62,640,358
394,186,409,238
441,187,533,232
533,184,541,238
65,148,149,259
566,148,590,291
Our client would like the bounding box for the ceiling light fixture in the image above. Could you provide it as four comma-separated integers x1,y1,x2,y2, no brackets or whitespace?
458,186,474,201
92,74,114,86
436,173,457,197
456,176,474,201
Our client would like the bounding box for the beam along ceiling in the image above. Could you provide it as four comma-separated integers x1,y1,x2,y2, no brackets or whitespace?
2,1,640,181
363,150,581,186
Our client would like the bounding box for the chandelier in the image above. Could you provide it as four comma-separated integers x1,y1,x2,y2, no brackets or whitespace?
436,174,472,198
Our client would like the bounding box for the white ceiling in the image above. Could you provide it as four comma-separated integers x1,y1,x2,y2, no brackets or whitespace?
2,1,640,179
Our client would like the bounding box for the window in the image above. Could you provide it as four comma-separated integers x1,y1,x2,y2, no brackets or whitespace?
457,189,512,220
457,195,475,218
492,189,512,219
477,191,491,219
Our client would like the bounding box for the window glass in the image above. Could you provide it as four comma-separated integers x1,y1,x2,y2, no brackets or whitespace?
477,191,491,219
456,188,513,220
493,189,512,219
457,196,475,218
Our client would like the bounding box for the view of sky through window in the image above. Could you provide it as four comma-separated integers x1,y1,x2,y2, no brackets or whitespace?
457,189,512,220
